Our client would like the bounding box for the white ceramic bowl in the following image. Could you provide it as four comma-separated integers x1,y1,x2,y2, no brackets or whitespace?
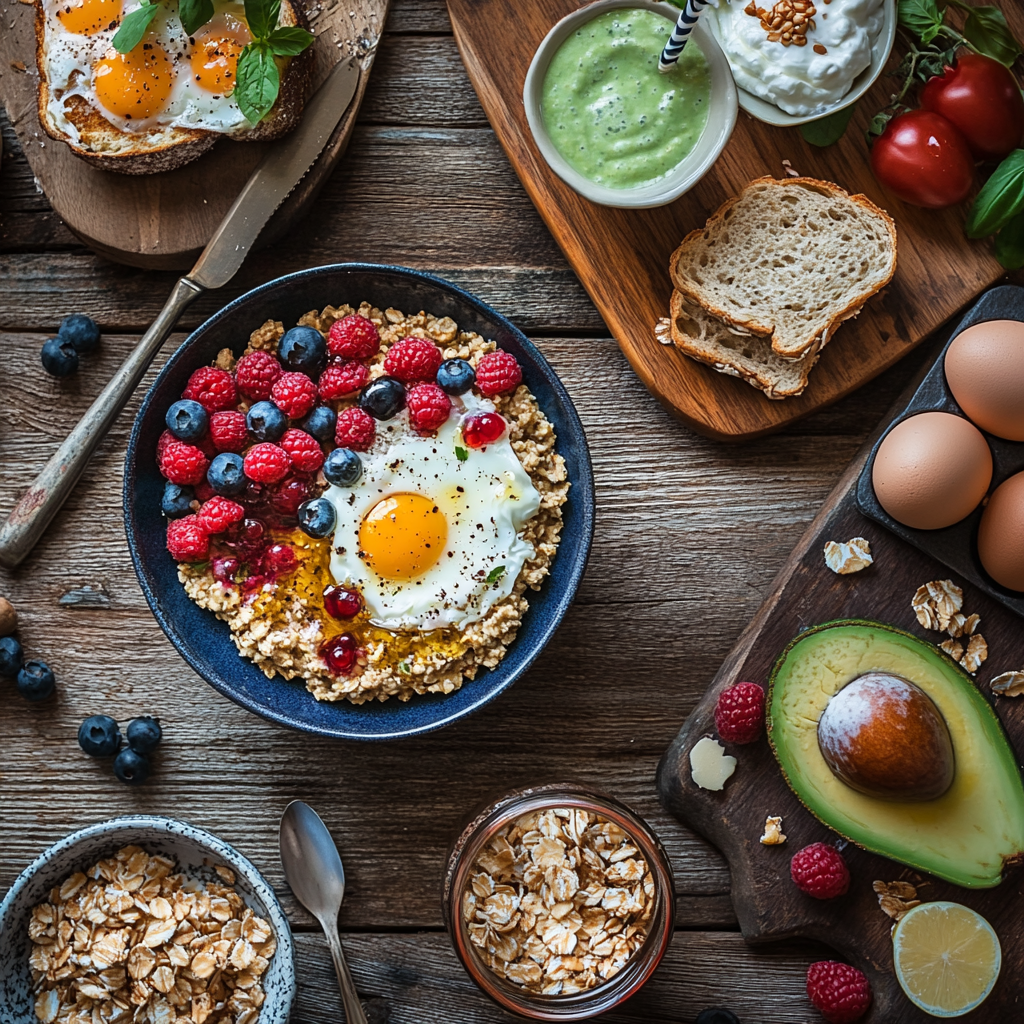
702,0,897,127
523,0,738,209
0,816,295,1023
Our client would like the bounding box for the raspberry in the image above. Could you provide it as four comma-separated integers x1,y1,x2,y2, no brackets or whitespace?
280,428,325,473
182,366,238,412
156,429,177,463
475,350,522,396
384,337,443,383
159,441,210,486
271,372,318,419
806,962,871,1024
714,682,765,744
235,350,283,401
335,407,376,451
463,412,506,449
790,843,851,900
243,443,292,484
319,362,368,400
406,382,452,433
209,410,249,452
196,496,245,534
328,315,380,359
194,480,216,504
166,515,209,562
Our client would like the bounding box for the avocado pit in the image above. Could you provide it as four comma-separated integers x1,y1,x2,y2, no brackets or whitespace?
817,672,955,802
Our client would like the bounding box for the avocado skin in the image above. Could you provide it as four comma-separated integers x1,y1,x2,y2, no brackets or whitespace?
768,619,1024,889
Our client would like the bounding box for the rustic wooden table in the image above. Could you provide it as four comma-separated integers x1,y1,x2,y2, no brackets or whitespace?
0,3,1018,1020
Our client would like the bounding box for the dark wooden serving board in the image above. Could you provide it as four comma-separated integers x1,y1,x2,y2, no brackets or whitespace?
656,316,1024,1022
446,0,1024,441
0,0,389,270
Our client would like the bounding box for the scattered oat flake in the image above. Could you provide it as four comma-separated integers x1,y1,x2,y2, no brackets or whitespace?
824,537,873,574
781,159,801,177
690,736,737,792
960,633,988,674
912,579,963,632
654,316,673,346
939,638,964,661
991,671,1024,697
760,815,786,845
10,60,27,71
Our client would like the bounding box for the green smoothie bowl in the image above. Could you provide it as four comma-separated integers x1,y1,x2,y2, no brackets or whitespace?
523,0,738,209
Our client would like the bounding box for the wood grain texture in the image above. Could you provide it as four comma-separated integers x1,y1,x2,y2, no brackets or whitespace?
446,0,1024,440
658,335,1024,1021
0,0,389,268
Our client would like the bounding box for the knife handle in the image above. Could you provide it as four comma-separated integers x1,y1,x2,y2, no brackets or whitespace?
0,276,205,570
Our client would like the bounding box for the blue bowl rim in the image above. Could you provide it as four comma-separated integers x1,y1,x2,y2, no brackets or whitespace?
124,263,596,741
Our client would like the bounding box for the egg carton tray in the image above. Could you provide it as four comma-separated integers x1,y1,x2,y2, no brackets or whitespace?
856,284,1024,619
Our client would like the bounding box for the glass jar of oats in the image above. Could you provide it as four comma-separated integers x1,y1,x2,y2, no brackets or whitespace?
442,782,675,1019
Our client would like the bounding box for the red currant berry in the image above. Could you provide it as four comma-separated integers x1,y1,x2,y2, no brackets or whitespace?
212,557,240,583
321,633,359,675
262,543,297,577
324,586,362,620
269,477,309,517
462,412,507,449
242,574,267,593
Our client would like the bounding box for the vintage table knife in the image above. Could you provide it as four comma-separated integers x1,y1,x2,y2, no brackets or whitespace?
0,57,360,569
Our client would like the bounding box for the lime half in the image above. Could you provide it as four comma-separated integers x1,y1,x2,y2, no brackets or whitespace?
893,902,1001,1017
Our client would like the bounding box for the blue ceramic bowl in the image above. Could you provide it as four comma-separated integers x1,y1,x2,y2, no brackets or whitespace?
124,264,595,741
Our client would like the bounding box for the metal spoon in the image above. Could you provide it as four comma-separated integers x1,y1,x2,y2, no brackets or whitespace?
280,800,368,1024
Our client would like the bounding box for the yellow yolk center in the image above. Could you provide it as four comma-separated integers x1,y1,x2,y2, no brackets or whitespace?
189,23,249,94
57,0,123,36
359,493,448,581
94,43,173,119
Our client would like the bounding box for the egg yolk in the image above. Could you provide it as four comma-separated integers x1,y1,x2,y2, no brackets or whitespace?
57,0,123,36
189,23,249,94
94,43,173,119
359,493,448,581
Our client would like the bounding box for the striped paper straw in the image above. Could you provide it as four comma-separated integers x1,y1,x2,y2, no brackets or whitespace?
658,0,710,72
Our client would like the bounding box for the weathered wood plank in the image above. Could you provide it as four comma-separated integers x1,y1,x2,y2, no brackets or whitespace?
385,0,451,35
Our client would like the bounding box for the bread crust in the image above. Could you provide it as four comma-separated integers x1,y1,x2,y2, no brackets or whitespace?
669,176,898,361
34,0,313,175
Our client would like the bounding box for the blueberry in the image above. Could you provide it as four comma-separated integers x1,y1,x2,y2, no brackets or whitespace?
323,447,363,487
165,399,209,442
207,453,246,496
297,498,337,539
78,715,121,757
695,1011,741,1024
113,747,151,785
40,337,79,377
359,376,406,420
58,314,101,353
0,636,24,678
301,405,337,443
126,716,162,754
279,326,327,377
246,400,287,442
437,358,476,395
17,660,55,701
162,482,195,519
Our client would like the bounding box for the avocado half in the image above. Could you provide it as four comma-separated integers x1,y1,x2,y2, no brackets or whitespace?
768,620,1024,889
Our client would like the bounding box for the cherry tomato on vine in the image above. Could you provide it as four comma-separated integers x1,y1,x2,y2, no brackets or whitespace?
870,110,975,208
921,53,1024,162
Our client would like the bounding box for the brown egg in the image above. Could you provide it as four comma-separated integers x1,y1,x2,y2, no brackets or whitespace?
945,320,1024,441
978,470,1024,592
817,673,955,802
872,412,992,530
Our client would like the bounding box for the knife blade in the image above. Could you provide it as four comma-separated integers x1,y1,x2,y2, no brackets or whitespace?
0,57,361,569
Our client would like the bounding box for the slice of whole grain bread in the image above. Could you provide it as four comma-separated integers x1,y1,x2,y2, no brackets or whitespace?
669,176,897,361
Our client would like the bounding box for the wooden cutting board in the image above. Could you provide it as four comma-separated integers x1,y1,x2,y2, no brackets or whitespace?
656,312,1024,1021
0,0,389,270
446,0,1024,441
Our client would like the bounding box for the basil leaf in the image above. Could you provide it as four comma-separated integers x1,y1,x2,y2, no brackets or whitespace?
898,0,943,44
963,6,1023,67
234,42,279,123
178,0,214,36
455,445,468,462
244,0,280,40
800,103,857,147
112,2,160,53
486,566,505,583
267,25,314,55
994,211,1024,269
966,150,1024,238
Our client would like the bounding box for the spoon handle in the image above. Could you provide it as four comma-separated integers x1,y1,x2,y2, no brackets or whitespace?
322,917,368,1024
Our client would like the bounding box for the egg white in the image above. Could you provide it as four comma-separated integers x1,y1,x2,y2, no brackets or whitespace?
325,394,543,632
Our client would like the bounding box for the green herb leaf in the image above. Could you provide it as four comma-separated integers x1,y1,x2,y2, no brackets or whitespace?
897,0,944,44
455,446,468,462
866,109,893,141
267,25,314,55
244,0,281,40
962,6,1023,67
800,103,858,147
398,660,411,675
234,42,279,123
966,150,1024,238
112,1,160,53
994,211,1024,269
178,0,214,35
486,566,506,584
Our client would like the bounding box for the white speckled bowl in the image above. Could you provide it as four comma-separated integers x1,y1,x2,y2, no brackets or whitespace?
0,816,295,1024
